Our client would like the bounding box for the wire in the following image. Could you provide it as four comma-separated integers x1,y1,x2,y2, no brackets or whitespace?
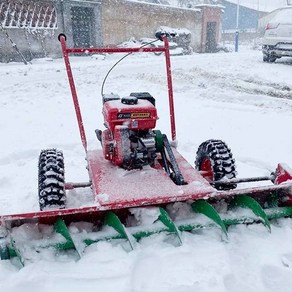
100,39,159,97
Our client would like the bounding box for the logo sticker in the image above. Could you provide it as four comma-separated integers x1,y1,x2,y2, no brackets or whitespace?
117,112,150,119
117,113,131,119
131,113,150,118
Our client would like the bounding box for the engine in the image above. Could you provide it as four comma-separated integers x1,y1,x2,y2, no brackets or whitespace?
99,92,159,170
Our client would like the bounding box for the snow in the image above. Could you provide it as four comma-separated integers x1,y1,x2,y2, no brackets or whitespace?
270,6,292,23
1,45,292,291
225,0,289,12
156,26,191,36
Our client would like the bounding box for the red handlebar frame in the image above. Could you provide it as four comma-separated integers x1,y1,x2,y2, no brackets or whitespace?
59,34,177,152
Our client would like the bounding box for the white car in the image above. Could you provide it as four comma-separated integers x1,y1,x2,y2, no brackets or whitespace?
262,7,292,63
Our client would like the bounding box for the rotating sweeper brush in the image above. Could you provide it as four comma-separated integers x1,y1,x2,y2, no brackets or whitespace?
1,32,292,267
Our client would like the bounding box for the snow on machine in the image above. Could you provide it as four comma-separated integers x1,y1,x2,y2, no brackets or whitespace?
1,32,292,267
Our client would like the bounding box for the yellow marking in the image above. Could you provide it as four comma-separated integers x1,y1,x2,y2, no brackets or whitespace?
131,113,150,118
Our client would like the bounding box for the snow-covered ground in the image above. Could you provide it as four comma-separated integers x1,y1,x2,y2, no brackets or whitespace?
1,45,292,292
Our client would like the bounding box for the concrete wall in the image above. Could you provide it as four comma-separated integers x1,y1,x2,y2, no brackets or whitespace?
101,0,202,50
0,0,223,63
0,0,102,62
0,0,62,62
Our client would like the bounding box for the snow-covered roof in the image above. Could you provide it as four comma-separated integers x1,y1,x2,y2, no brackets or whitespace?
156,26,192,35
0,0,57,29
194,4,225,9
127,0,201,11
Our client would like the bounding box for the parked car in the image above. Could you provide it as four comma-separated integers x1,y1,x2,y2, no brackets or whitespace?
262,6,292,63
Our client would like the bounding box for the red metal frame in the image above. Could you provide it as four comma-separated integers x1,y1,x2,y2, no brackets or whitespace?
1,179,292,226
200,158,214,182
1,35,292,225
59,34,177,150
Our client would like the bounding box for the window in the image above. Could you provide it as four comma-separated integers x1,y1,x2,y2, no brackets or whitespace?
0,0,57,29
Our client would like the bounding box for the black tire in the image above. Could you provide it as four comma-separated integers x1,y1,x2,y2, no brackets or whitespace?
263,53,276,63
38,149,66,210
195,139,237,190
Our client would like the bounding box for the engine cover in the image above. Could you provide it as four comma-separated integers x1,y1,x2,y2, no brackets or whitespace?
101,93,158,169
102,97,158,132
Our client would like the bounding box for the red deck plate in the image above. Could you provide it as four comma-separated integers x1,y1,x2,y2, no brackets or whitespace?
87,148,216,209
2,151,291,226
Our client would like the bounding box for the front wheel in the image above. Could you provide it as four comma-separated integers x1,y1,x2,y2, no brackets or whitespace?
38,149,66,210
195,139,237,190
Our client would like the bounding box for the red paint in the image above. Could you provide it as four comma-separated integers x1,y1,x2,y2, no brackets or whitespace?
274,163,292,205
66,47,165,54
164,37,176,141
102,99,158,132
274,163,292,185
2,152,292,226
2,34,292,228
59,35,176,151
101,129,113,161
200,158,213,182
59,35,88,152
112,126,130,166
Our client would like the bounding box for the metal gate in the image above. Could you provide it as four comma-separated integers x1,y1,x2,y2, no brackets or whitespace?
206,22,217,53
71,6,94,47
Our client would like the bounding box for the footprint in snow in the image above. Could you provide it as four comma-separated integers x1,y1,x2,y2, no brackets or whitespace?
261,264,292,292
281,253,292,268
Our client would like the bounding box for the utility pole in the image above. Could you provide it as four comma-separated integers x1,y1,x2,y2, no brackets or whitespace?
257,0,259,30
235,0,239,52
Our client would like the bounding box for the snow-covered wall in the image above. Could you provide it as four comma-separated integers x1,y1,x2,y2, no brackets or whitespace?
0,0,102,63
0,0,224,62
0,0,62,62
102,0,202,50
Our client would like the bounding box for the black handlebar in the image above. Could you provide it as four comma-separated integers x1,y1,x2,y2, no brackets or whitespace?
58,33,67,42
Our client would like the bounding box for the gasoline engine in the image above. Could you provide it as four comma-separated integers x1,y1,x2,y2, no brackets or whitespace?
97,92,159,170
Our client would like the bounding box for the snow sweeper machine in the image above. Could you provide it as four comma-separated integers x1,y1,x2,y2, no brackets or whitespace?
1,32,292,267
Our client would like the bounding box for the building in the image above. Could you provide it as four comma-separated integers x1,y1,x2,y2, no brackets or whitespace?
221,0,260,32
220,0,267,42
0,0,223,63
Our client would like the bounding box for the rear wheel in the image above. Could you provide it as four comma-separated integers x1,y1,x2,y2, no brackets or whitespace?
195,139,237,190
38,149,66,210
263,53,277,63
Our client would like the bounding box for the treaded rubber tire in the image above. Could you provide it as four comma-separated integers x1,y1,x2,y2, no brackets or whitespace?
38,149,66,210
195,139,237,190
